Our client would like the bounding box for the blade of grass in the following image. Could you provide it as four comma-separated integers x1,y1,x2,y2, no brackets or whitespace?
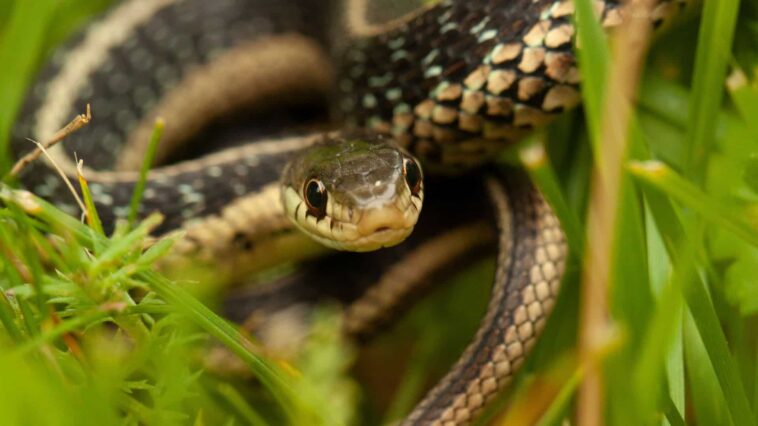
215,383,267,426
89,214,162,276
15,295,40,338
139,270,314,424
606,174,653,356
0,222,27,287
536,366,582,426
629,161,758,247
663,394,687,426
0,185,103,245
642,189,756,425
520,138,584,254
684,310,735,426
128,118,164,228
0,290,23,342
0,0,60,173
13,306,113,356
666,323,685,426
683,254,756,425
647,202,686,426
493,356,583,426
77,163,106,237
684,0,741,182
573,0,609,150
631,246,684,423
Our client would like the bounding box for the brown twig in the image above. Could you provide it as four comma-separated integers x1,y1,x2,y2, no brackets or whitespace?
7,104,92,179
577,1,657,425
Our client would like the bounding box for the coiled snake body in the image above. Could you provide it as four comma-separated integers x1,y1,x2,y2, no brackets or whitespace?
12,0,687,424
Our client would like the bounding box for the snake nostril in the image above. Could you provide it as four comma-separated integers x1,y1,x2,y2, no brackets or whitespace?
375,226,390,232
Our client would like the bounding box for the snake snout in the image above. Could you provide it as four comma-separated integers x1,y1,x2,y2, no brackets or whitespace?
356,205,408,236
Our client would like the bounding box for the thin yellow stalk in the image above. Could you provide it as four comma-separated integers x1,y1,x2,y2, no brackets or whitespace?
577,1,658,425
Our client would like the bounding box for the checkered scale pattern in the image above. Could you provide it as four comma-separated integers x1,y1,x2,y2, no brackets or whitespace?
338,0,688,169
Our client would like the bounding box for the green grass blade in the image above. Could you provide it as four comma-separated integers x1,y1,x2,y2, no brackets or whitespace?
89,214,162,275
0,0,60,173
536,365,583,426
629,161,758,247
15,295,40,338
1,184,102,245
684,311,735,426
215,383,268,426
0,291,23,342
78,170,106,237
128,119,164,228
631,278,683,421
573,0,609,150
643,191,756,424
663,394,687,426
665,306,686,425
14,308,112,356
683,260,756,425
520,139,584,254
684,0,741,182
139,270,315,424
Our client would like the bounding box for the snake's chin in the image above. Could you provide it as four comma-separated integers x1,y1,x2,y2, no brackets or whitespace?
294,212,418,252
331,225,415,252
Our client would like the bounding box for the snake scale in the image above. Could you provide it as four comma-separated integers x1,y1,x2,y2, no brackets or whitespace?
11,0,689,424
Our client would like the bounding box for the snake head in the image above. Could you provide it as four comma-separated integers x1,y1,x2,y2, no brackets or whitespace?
281,131,424,252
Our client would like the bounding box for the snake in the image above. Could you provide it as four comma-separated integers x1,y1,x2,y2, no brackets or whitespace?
10,0,690,424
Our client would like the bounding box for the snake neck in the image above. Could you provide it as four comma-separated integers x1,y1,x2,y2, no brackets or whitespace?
335,0,689,169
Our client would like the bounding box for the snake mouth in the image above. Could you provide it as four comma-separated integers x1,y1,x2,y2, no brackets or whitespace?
337,225,415,252
333,192,423,251
337,204,419,251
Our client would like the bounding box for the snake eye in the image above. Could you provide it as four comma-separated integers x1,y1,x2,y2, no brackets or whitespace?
304,178,328,218
403,157,422,196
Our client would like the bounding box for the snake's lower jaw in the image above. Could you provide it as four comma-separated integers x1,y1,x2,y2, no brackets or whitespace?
337,224,416,252
326,190,423,251
292,221,416,252
303,207,419,252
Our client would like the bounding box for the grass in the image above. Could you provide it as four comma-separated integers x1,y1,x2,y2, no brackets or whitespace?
0,0,757,425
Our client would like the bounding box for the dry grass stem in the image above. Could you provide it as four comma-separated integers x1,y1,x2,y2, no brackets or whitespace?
577,1,658,425
8,104,91,178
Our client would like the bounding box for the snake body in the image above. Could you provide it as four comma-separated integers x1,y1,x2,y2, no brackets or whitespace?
11,0,689,424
